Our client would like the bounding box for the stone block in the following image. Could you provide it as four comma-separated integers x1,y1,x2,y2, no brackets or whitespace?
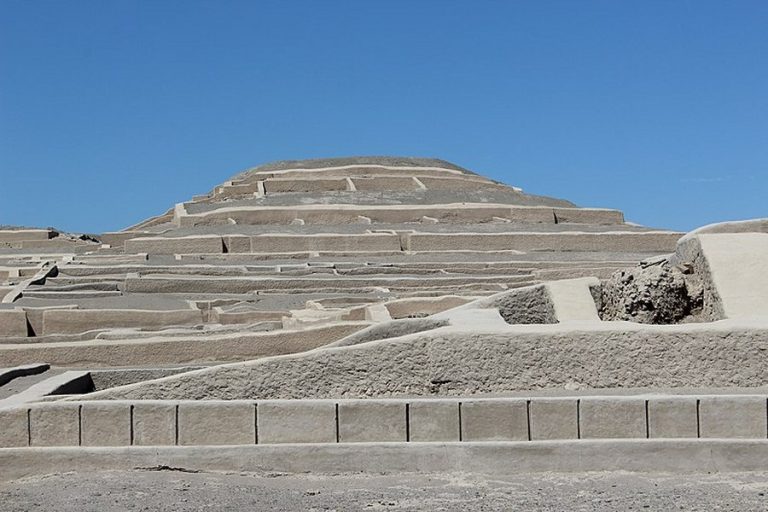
0,407,28,447
460,400,528,441
223,235,251,253
29,404,80,447
529,399,578,440
408,401,460,442
257,401,336,444
338,401,407,443
80,402,131,446
133,402,177,446
699,396,767,438
553,207,624,224
579,398,646,439
178,401,255,446
648,397,698,438
0,310,28,337
125,235,223,255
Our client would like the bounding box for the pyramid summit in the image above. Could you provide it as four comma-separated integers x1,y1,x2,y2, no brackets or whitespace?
1,156,768,477
125,155,581,234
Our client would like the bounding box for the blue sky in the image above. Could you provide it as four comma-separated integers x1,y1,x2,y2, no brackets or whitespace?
1,0,766,233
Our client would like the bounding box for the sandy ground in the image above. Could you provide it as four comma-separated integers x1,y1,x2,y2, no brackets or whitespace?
2,469,768,511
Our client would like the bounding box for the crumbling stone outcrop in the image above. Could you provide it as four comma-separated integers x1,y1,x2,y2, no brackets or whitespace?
599,259,703,324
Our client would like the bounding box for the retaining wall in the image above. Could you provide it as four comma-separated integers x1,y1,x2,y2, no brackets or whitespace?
250,234,401,253
100,232,155,249
125,235,224,255
263,178,348,193
0,230,55,243
176,205,624,227
252,166,467,179
41,309,205,335
0,323,368,367
405,232,681,252
123,275,531,294
1,395,766,448
351,176,421,191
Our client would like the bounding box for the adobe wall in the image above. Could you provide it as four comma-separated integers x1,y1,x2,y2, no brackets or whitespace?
0,310,28,337
41,309,205,335
263,178,348,193
125,235,224,254
405,232,681,252
82,322,768,401
122,275,531,294
0,322,368,367
175,204,624,227
0,230,55,243
250,234,401,253
2,395,766,449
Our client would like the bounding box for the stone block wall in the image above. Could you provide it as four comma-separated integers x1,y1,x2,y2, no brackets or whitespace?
2,395,766,448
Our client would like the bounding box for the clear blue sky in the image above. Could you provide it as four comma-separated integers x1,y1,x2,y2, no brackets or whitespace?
1,1,766,233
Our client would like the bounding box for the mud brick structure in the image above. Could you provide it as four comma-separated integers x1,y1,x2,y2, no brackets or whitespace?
1,157,767,478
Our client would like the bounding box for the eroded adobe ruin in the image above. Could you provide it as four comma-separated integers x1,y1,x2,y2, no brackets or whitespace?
1,157,767,476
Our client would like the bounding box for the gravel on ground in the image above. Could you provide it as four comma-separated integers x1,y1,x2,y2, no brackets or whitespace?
2,469,768,511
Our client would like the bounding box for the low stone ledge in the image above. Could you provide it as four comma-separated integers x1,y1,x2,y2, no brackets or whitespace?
6,440,768,481
3,395,766,449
